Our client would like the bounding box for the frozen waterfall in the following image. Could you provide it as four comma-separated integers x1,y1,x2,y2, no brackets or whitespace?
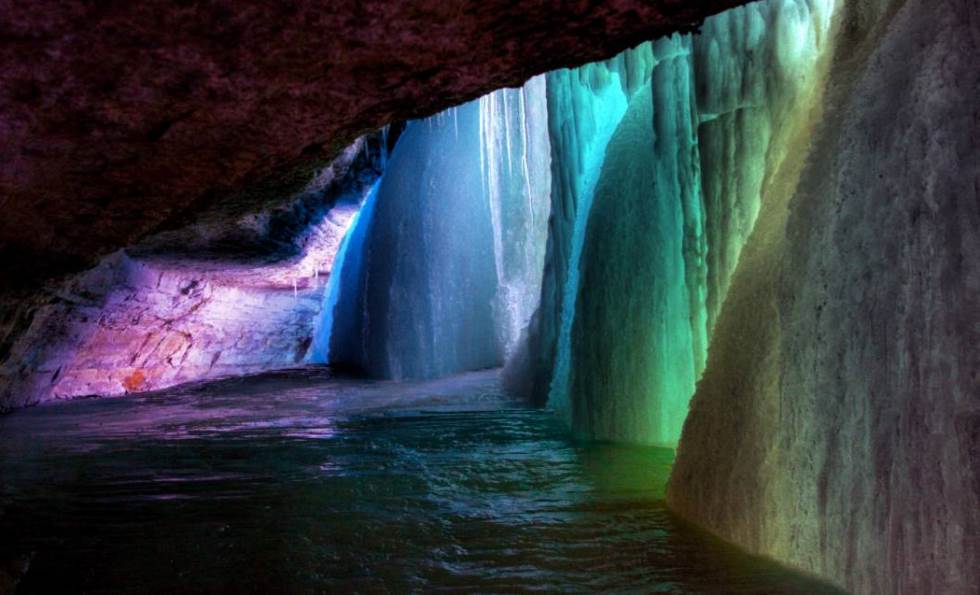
319,78,552,380
311,0,837,447
523,0,838,445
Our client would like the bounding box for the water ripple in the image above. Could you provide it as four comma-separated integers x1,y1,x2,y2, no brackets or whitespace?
0,369,843,593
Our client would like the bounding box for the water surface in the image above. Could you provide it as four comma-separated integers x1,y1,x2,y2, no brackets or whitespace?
0,369,841,593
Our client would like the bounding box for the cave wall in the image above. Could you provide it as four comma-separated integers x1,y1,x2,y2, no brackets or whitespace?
668,0,980,592
0,138,381,412
0,254,322,410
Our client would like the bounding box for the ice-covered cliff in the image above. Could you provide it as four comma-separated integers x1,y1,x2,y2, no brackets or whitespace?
668,0,980,592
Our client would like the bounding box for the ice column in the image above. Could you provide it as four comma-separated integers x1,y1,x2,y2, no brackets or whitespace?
570,37,706,445
328,80,552,380
508,47,646,410
479,76,553,360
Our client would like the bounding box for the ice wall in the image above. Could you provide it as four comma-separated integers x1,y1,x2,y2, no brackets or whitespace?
695,0,835,331
570,37,705,445
479,77,553,359
669,0,980,592
524,0,837,444
508,49,640,408
326,80,551,379
307,178,382,364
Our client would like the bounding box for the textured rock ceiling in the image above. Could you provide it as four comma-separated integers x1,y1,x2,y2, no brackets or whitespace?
0,0,745,286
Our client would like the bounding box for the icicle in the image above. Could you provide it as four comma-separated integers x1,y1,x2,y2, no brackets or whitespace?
380,125,389,169
503,91,513,175
485,93,506,292
518,85,534,233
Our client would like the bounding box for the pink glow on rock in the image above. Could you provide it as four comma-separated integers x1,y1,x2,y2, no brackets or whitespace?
3,207,361,407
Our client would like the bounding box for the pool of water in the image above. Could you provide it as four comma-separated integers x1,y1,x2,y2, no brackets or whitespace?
0,369,842,593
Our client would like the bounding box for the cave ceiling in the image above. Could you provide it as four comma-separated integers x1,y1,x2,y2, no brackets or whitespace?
0,0,746,287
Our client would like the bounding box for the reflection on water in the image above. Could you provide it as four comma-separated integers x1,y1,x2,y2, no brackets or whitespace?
0,369,841,593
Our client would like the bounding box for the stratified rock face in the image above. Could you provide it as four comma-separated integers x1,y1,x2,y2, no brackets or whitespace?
0,138,381,411
1,254,323,408
0,0,747,286
668,0,980,593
